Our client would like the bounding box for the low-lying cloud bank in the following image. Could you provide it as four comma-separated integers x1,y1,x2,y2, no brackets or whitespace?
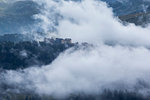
2,0,150,98
2,45,150,97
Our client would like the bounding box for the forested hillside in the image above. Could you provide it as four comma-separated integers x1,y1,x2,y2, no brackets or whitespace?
0,34,74,70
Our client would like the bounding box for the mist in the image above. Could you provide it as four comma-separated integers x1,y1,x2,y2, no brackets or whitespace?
2,45,150,97
1,0,150,98
32,0,150,46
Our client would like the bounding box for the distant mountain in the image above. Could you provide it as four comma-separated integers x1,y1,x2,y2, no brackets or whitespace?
100,0,150,25
0,1,40,34
0,0,150,35
102,0,150,16
119,11,150,26
0,34,32,42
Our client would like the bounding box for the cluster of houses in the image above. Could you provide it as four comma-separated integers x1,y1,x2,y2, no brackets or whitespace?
44,37,72,45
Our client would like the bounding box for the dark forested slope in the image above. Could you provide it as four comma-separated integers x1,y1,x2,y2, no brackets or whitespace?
0,34,75,70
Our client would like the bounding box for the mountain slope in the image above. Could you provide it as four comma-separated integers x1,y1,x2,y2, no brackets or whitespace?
102,0,150,16
0,1,40,34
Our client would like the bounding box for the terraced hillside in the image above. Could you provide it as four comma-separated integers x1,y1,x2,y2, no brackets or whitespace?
119,11,150,26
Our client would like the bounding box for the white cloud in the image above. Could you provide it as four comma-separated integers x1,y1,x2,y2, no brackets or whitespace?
57,0,150,46
3,45,150,97
32,0,150,47
2,0,150,98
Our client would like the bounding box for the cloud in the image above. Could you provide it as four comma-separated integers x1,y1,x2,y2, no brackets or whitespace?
2,0,150,98
2,45,150,97
57,0,150,46
32,0,150,47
